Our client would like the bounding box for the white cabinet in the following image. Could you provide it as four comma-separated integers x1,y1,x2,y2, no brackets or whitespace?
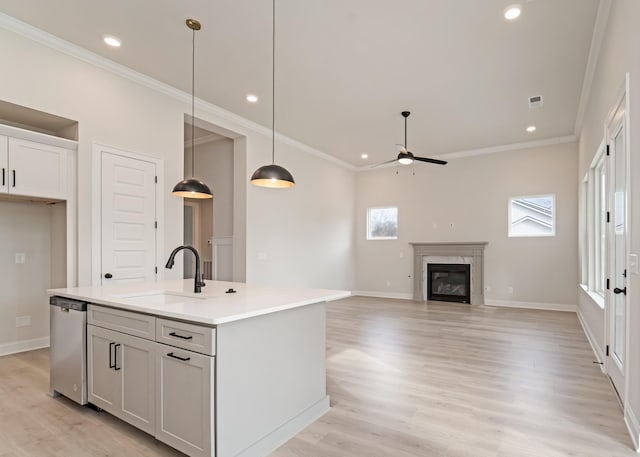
87,324,156,435
156,345,215,457
87,304,216,456
0,136,69,199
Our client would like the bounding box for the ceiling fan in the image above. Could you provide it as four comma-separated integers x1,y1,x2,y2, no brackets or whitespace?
374,111,447,167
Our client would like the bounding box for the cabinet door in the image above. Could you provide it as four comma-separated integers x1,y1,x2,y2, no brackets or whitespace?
0,135,7,194
87,324,156,434
118,332,156,435
156,345,214,457
87,325,120,412
8,137,68,199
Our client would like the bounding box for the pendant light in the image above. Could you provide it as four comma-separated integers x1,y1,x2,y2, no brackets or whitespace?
172,18,213,199
250,0,295,188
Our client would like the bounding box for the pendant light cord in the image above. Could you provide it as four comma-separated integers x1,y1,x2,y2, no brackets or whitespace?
191,25,196,178
271,0,276,165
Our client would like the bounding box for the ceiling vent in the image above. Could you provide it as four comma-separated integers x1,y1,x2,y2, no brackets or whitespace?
528,95,543,108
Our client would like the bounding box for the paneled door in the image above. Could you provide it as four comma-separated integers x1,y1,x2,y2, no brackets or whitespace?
101,150,157,284
606,84,628,400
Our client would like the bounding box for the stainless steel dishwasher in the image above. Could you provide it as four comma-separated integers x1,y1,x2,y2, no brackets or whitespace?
49,296,88,405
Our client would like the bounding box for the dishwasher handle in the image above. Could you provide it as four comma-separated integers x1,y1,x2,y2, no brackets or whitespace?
49,296,88,312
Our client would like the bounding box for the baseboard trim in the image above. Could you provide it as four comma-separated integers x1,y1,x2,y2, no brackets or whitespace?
236,395,330,457
624,405,640,451
352,290,414,301
577,310,605,371
0,336,50,356
484,299,576,313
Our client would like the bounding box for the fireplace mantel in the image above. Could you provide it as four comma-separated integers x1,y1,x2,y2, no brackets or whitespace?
410,242,488,304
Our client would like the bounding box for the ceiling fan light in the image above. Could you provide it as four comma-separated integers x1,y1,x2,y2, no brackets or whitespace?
172,178,213,198
250,164,295,188
398,157,413,165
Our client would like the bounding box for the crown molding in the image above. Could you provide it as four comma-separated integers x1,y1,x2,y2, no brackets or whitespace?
437,135,577,160
184,133,228,148
0,13,355,171
574,0,612,135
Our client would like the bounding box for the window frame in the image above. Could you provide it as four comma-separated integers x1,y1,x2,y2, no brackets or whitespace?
507,194,556,238
366,206,399,241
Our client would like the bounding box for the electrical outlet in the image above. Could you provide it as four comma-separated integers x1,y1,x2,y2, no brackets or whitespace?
399,251,404,258
630,254,639,275
16,316,31,327
484,285,491,293
15,253,26,264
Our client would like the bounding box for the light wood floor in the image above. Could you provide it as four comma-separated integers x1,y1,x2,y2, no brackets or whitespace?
0,297,635,456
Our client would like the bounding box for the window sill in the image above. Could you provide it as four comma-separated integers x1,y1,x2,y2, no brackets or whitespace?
580,284,605,309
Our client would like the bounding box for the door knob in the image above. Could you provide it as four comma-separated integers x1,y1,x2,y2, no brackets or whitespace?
613,287,626,295
104,273,113,279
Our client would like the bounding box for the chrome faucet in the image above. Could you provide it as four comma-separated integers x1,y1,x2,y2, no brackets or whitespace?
165,245,205,293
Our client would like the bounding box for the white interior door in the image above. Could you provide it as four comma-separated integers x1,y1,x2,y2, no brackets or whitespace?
101,151,157,284
606,93,628,399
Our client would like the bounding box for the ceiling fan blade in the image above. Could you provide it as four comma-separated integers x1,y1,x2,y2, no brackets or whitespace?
370,158,399,168
395,144,407,153
414,156,448,165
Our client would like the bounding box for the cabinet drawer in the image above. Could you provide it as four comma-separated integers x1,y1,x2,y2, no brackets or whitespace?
156,319,215,356
88,304,155,340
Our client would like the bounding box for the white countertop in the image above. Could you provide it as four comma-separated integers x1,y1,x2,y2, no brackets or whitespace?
48,279,351,325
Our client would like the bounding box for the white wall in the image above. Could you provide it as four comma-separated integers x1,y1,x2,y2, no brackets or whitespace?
191,138,234,239
577,0,640,446
246,138,357,290
0,200,65,355
355,142,579,307
0,23,357,293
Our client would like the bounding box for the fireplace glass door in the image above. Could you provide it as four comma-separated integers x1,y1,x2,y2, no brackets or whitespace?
427,263,471,304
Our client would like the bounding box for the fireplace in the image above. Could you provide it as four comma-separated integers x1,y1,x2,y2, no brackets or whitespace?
410,242,487,304
427,263,471,304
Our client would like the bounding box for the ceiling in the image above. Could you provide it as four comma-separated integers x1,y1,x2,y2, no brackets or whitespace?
0,0,600,167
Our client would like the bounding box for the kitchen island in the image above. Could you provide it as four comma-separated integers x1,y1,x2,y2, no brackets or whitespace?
48,279,350,457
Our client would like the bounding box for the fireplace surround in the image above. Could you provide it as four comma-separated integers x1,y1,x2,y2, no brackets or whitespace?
410,242,487,304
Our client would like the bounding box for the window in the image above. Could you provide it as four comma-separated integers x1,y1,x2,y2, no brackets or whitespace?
508,195,555,237
580,140,607,305
593,154,606,296
367,207,398,240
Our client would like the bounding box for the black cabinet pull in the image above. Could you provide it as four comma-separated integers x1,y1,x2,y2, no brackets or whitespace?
167,352,191,362
1,168,4,186
109,342,115,368
169,331,193,340
114,343,121,370
12,170,15,187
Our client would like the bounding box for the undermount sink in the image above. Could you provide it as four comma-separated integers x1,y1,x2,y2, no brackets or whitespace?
114,290,210,305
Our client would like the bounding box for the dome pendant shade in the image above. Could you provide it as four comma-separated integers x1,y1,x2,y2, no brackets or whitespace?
250,164,295,188
172,178,213,198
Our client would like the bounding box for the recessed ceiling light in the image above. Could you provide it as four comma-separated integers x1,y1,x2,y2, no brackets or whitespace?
246,94,259,103
504,4,522,20
103,35,121,47
526,125,537,133
361,154,369,159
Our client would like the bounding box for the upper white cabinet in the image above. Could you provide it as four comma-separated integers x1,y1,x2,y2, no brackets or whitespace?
0,137,69,200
